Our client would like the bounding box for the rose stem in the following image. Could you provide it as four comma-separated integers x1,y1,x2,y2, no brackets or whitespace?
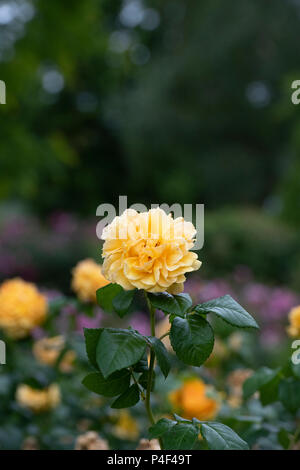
145,292,164,450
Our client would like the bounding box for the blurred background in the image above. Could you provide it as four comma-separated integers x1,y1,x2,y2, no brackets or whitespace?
0,0,300,450
1,0,300,340
1,0,300,330
1,0,300,274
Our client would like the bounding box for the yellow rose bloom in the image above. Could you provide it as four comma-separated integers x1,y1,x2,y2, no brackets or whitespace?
33,336,76,373
101,208,201,293
169,378,220,421
287,306,300,338
71,259,110,302
16,384,61,413
0,278,47,339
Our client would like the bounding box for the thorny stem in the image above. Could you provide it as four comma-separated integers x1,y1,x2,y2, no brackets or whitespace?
145,292,164,450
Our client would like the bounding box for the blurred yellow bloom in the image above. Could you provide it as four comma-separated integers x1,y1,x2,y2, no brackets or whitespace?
0,278,47,339
113,410,139,441
101,208,201,293
33,336,76,372
75,432,109,450
71,259,110,302
227,369,253,408
16,384,61,413
137,439,160,450
287,306,300,338
228,332,244,352
169,378,220,421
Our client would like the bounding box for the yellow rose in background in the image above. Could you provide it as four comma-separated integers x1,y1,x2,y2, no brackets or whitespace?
75,432,109,450
101,208,201,293
136,439,160,450
71,259,110,302
16,384,61,413
0,278,47,339
287,306,300,338
33,336,76,373
227,369,253,408
169,378,220,421
228,332,244,352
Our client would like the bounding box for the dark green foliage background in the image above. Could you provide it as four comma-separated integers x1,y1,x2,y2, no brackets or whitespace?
0,0,300,222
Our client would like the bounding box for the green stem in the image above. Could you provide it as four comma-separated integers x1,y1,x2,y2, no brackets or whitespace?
145,295,156,424
144,292,164,450
145,294,156,337
145,349,156,425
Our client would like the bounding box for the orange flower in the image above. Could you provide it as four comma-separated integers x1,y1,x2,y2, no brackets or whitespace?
169,378,219,421
16,384,61,413
287,306,300,338
0,278,47,338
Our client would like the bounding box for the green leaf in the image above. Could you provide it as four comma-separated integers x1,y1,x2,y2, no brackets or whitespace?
148,336,171,378
194,295,259,329
96,283,123,313
84,328,103,370
149,419,176,439
139,370,156,391
279,378,300,413
112,289,136,318
148,292,192,317
170,314,214,366
278,429,291,450
96,328,146,378
96,284,136,317
260,373,281,406
82,369,131,397
292,363,300,378
162,423,199,450
173,414,192,423
243,367,280,400
201,422,249,450
111,384,140,408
